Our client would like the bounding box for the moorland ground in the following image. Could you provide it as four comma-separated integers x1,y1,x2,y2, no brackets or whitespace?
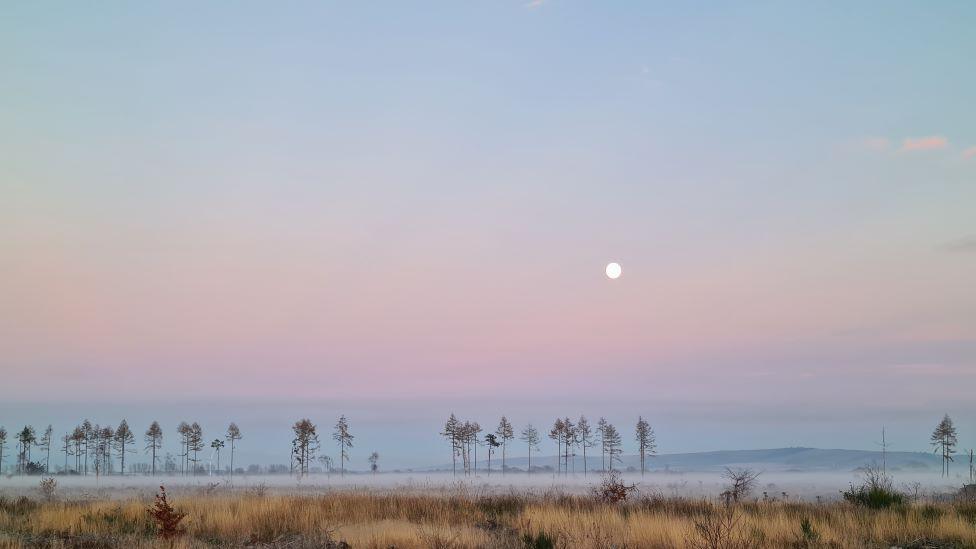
1,478,975,548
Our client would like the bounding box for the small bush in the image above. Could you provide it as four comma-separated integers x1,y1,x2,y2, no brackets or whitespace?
843,465,903,509
38,477,57,502
147,485,187,539
592,470,637,504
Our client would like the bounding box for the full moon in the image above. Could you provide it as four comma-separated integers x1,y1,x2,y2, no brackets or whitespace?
605,262,622,279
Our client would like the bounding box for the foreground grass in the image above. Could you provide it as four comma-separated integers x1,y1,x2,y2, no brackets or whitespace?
1,488,975,548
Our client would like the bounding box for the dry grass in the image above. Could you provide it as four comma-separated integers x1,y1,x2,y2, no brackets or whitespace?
1,488,975,548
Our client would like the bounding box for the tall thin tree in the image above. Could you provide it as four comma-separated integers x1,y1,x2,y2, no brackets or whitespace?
226,423,242,480
145,421,163,476
496,416,514,475
16,425,36,474
635,416,656,477
930,414,958,478
597,417,609,473
292,419,319,479
520,424,540,474
114,420,135,475
576,416,593,477
39,425,53,474
333,415,354,477
0,427,7,474
549,418,565,475
441,414,461,476
368,451,379,475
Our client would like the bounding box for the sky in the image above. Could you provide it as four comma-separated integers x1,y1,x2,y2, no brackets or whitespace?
1,2,975,468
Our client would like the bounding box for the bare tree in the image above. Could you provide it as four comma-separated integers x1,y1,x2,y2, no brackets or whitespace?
495,416,514,475
226,423,242,480
333,415,353,476
369,451,379,475
576,416,593,477
114,420,135,475
145,421,163,476
721,467,760,503
635,416,656,477
930,413,958,478
520,424,540,474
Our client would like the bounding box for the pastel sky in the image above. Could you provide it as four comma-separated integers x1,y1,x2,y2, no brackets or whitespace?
1,2,974,465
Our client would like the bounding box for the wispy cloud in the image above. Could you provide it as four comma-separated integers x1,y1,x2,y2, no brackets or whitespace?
860,137,890,152
945,236,976,253
525,0,545,7
899,135,948,152
962,145,976,159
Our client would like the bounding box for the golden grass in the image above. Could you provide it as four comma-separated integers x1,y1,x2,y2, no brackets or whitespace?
1,489,974,548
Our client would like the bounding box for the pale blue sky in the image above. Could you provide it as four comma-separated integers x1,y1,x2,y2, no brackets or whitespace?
1,2,974,466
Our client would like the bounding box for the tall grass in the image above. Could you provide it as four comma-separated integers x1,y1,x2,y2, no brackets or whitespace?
1,489,975,548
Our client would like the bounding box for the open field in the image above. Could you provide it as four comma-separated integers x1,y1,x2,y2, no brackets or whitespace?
2,480,975,548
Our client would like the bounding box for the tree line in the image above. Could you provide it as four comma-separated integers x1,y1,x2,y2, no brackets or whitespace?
441,414,657,476
0,419,243,478
1,413,968,479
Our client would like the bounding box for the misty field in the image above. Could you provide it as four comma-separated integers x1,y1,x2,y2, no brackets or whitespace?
2,481,975,548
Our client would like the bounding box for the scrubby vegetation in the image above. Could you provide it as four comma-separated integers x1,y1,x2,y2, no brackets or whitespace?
1,486,976,548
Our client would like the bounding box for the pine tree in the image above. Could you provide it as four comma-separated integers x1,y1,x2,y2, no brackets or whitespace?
226,423,242,480
145,421,163,476
635,416,656,477
930,414,958,478
333,415,354,476
114,420,135,475
520,424,540,474
495,416,514,475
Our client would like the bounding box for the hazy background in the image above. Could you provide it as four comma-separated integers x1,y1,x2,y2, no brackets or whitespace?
1,2,974,469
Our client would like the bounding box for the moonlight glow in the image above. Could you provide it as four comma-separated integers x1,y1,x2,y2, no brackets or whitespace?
606,262,621,279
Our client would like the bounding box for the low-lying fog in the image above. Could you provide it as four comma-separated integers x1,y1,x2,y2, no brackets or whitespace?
1,471,967,502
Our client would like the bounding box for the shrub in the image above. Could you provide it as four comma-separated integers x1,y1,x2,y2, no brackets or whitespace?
842,466,903,509
38,477,57,502
147,485,187,539
592,470,637,504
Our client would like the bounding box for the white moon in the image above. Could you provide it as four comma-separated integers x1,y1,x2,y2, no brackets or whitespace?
606,262,622,279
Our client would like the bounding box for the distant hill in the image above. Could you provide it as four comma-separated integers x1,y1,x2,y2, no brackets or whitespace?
416,447,942,473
